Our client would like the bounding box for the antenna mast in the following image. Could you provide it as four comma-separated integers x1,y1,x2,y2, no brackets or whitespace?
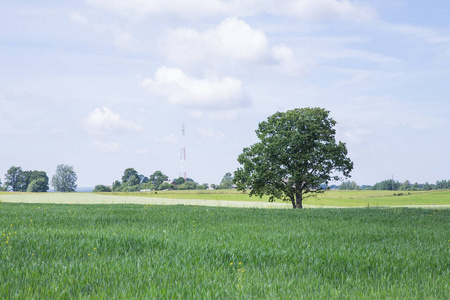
179,123,187,181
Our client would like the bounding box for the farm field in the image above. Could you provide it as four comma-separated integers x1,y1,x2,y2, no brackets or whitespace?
110,189,450,207
312,190,450,207
0,192,291,208
1,190,449,208
0,203,448,299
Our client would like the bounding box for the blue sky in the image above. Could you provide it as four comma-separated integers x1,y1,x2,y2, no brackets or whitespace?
1,0,449,187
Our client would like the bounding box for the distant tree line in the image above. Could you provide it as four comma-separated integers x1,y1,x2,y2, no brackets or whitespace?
93,168,209,192
0,165,236,193
93,170,236,193
338,181,359,190
336,179,450,191
1,166,49,192
1,164,77,192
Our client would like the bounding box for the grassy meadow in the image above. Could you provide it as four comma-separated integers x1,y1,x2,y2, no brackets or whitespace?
110,189,450,207
1,202,448,299
1,189,450,207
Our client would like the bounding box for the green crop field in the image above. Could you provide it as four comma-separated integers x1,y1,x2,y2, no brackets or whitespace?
312,190,450,206
1,189,450,208
109,189,450,207
1,203,448,299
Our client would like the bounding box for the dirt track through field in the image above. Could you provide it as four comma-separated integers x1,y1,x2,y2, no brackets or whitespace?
1,193,449,209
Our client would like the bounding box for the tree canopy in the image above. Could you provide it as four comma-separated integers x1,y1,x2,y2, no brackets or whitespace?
371,179,401,191
234,107,353,208
4,166,25,191
122,168,138,184
4,167,49,192
149,171,169,190
173,177,186,185
109,169,171,192
219,172,234,189
93,185,112,192
51,164,77,192
23,171,49,192
339,181,359,190
27,178,49,192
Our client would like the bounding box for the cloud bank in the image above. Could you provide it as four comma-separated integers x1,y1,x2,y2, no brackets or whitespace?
162,17,300,72
86,106,143,134
141,67,249,109
163,17,270,64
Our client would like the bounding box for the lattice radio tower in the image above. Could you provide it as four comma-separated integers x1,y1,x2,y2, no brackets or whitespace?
179,123,187,181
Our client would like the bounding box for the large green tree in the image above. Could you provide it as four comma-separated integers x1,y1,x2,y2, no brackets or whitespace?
22,171,49,192
173,177,186,185
112,180,121,191
51,164,78,192
234,107,353,209
122,168,138,184
111,169,151,192
219,172,234,189
4,166,25,191
150,171,168,190
127,174,140,187
4,167,49,192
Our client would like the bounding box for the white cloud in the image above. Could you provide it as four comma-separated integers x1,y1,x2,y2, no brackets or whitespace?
92,140,123,152
86,0,376,22
141,66,249,109
163,17,302,72
86,106,143,134
163,17,270,65
207,17,270,62
271,44,311,73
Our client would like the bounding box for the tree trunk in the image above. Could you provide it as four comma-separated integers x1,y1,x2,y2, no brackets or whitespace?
290,196,296,209
295,191,303,209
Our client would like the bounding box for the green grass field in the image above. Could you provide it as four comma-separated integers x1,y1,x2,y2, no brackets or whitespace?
109,189,450,206
1,189,450,207
1,203,448,298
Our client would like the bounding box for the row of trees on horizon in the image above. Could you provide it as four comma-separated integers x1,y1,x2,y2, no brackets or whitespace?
1,165,449,193
93,168,234,192
1,165,77,192
336,179,450,191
